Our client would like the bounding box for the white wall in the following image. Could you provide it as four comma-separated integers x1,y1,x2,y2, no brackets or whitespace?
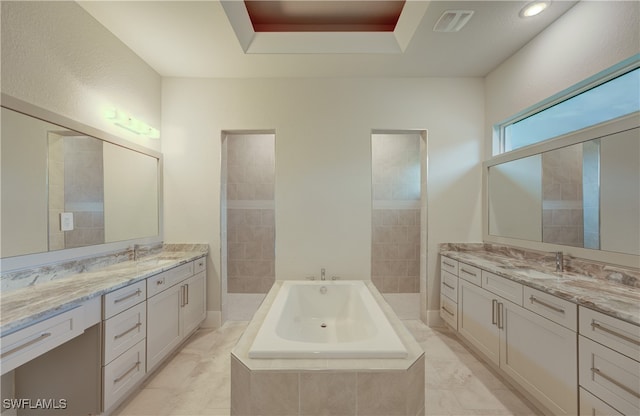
484,0,640,265
162,77,484,317
1,1,161,152
485,1,640,156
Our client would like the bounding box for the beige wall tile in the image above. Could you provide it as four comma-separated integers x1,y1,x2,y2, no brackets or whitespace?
250,372,299,416
357,371,406,415
300,372,356,415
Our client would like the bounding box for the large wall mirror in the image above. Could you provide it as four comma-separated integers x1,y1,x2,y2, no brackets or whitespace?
487,114,639,256
1,97,161,261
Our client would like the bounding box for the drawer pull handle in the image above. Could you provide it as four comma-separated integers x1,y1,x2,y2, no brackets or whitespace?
443,260,455,268
114,289,142,304
591,322,640,346
441,306,454,317
443,282,455,290
492,299,498,325
156,279,164,286
114,322,142,340
0,332,52,358
114,361,141,384
529,295,565,314
591,367,640,399
460,268,477,277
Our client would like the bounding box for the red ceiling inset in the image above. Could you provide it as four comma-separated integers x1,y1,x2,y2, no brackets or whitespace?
244,1,406,32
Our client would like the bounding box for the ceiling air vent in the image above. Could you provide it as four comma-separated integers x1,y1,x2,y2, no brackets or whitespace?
433,10,474,32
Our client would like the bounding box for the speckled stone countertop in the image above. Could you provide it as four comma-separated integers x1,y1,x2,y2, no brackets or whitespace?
0,244,208,336
440,243,640,326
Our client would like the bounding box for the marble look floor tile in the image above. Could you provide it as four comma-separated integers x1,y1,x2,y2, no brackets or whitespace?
113,320,540,416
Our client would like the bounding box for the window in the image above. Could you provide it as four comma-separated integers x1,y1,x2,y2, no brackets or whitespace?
497,63,640,154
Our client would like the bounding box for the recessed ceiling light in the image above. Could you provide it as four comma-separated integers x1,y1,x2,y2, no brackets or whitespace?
519,1,551,18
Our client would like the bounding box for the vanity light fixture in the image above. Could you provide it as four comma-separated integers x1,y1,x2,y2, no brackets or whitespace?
105,109,160,139
519,1,551,18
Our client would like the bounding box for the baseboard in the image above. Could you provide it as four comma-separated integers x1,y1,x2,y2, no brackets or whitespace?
201,311,221,329
426,309,446,327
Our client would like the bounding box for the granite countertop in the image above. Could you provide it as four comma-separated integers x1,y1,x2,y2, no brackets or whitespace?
440,245,640,326
0,247,208,336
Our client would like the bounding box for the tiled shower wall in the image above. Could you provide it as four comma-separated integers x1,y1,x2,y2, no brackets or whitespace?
226,134,275,293
371,134,421,293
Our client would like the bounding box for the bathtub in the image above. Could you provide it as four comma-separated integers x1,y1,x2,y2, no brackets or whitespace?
248,280,408,359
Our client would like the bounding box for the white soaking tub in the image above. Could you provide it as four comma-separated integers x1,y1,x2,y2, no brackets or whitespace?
248,280,408,359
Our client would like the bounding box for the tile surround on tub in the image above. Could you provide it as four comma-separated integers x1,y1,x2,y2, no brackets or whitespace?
230,280,425,415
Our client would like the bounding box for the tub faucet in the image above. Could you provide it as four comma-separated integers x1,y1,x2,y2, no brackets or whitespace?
555,251,563,273
321,268,326,281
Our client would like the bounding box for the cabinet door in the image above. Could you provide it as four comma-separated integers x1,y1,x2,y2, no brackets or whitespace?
146,284,181,372
182,271,206,337
458,279,500,365
580,388,624,416
500,301,578,415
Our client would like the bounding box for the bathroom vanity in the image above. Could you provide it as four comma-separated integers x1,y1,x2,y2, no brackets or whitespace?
439,244,639,416
0,245,208,415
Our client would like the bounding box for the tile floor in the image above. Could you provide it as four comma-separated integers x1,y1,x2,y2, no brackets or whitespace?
112,320,540,416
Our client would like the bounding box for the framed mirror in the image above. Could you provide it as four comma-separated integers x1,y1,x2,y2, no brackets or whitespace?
1,96,161,262
487,115,639,256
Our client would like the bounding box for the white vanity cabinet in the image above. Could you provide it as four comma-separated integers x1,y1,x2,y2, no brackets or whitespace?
578,306,640,416
439,256,459,329
3,298,102,415
146,257,206,372
449,255,579,415
102,280,147,412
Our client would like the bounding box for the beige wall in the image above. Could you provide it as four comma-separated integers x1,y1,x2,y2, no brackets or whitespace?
162,77,485,318
1,1,161,152
485,1,640,156
484,0,640,265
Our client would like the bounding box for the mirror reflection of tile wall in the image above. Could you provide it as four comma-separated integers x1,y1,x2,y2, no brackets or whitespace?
48,135,105,250
226,134,275,293
542,144,584,248
371,133,421,293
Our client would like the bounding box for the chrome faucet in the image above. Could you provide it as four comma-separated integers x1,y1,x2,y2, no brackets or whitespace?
321,268,326,281
555,251,564,273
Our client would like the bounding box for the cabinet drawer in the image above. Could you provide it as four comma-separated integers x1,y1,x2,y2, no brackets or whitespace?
524,286,577,331
103,339,146,411
1,307,84,375
440,256,458,275
147,261,194,298
441,270,458,302
579,336,640,416
481,271,523,306
579,306,640,361
580,387,623,416
193,256,206,274
459,262,481,286
104,280,146,319
103,302,146,365
440,295,458,330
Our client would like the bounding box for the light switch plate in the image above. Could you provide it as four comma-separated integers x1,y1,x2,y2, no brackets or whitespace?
60,212,74,231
